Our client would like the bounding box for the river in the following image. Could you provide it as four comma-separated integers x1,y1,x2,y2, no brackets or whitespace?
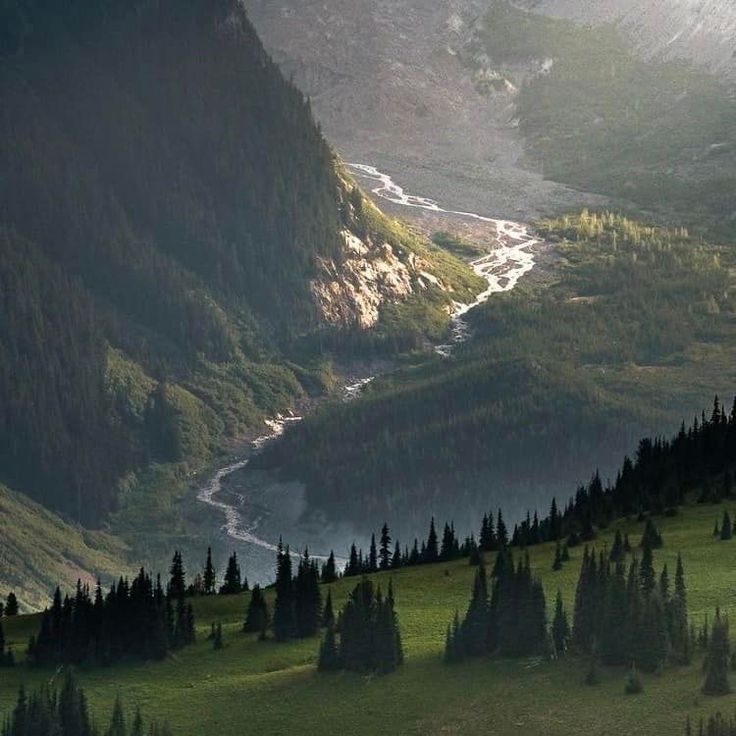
197,164,543,572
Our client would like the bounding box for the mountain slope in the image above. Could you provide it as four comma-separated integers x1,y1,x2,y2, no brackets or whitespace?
0,0,478,532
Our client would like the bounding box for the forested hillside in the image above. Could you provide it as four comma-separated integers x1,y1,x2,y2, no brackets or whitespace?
258,212,736,535
0,0,475,529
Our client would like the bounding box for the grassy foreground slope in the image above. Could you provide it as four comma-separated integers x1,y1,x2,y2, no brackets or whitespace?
3,502,736,735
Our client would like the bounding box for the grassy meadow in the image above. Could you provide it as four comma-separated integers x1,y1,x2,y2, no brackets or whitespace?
4,501,736,734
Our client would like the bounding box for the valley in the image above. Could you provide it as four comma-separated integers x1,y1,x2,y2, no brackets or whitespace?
196,165,545,581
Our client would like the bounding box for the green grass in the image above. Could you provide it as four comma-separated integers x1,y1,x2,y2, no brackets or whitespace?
5,502,736,734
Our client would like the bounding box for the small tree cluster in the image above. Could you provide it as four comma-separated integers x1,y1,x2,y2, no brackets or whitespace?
219,553,248,595
318,579,403,674
243,585,269,636
272,544,322,642
2,671,172,736
703,609,731,696
444,550,547,663
570,542,689,672
28,569,195,667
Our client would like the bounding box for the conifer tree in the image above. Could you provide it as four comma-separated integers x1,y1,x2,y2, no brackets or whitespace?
368,534,378,572
461,564,489,657
444,611,464,664
168,551,186,600
203,547,217,595
243,585,269,634
552,541,563,571
624,664,644,694
317,619,340,671
107,696,126,736
5,593,18,617
322,590,335,628
703,609,731,695
379,524,392,570
640,538,657,597
425,518,439,563
721,511,733,541
213,622,223,650
294,550,322,638
273,543,296,642
220,553,242,595
321,551,338,583
391,541,402,569
496,510,508,548
551,590,570,656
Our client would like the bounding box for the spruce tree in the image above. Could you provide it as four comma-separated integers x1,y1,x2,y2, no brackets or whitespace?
203,547,216,595
368,534,378,572
322,590,335,628
106,696,126,736
294,550,322,638
721,511,733,541
425,518,439,563
243,585,269,634
213,622,223,650
640,538,656,597
321,551,338,583
624,664,644,694
703,609,731,695
220,553,242,595
317,619,340,671
551,590,570,656
461,564,489,657
272,543,296,642
5,593,18,616
379,524,392,570
496,510,508,548
552,541,563,571
168,551,186,600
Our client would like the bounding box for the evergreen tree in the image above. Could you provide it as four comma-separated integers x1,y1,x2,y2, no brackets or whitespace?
721,511,733,541
703,609,731,695
321,551,338,583
107,696,126,736
379,524,392,570
551,590,570,657
322,590,335,628
243,585,269,634
219,553,242,595
624,664,644,694
5,593,18,617
203,547,216,595
391,541,402,569
496,510,508,548
168,551,186,600
461,564,489,657
425,518,439,563
368,534,378,573
640,538,657,597
552,541,563,571
272,543,296,642
444,611,465,664
294,550,322,638
317,619,340,671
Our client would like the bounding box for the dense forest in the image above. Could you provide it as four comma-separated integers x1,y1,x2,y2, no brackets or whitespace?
0,0,470,527
256,212,736,535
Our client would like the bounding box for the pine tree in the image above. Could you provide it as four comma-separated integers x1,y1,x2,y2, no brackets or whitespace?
703,609,731,695
461,564,489,657
391,541,402,569
670,553,690,663
168,551,186,600
322,590,335,628
368,534,378,572
721,511,733,541
203,547,216,595
321,551,338,583
640,538,656,597
243,585,269,634
552,541,563,571
379,524,392,570
273,543,296,642
5,593,18,616
219,553,242,595
294,550,322,638
106,696,126,736
444,610,464,664
317,619,340,671
496,510,508,548
551,590,570,657
425,518,439,563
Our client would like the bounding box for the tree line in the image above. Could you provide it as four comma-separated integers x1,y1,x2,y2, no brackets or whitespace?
2,671,170,736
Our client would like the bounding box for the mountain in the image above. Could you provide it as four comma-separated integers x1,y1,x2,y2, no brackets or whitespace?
257,212,736,535
0,0,479,570
522,0,736,79
244,0,736,235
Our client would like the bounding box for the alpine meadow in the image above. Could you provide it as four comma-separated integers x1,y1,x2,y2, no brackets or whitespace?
1,0,736,735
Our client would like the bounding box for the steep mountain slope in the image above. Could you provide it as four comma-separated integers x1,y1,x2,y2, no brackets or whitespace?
0,1,477,538
243,0,601,221
522,0,736,79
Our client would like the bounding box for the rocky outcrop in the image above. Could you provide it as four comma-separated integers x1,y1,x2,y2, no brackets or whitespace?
312,228,446,329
